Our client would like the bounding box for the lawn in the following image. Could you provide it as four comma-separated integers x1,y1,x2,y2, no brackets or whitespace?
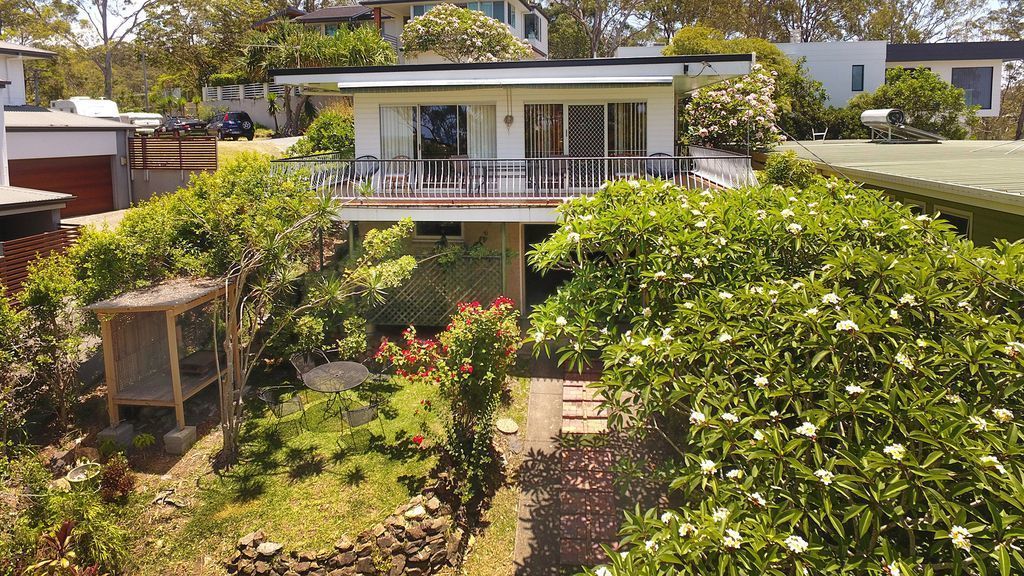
217,137,298,166
135,373,443,573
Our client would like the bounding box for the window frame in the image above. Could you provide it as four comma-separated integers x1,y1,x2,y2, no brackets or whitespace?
414,221,464,241
851,64,865,92
951,66,993,110
933,205,973,239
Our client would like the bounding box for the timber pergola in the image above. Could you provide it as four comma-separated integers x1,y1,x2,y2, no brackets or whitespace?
88,278,229,430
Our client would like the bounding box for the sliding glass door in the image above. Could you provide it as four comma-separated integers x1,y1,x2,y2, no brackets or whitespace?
524,102,648,158
380,104,496,160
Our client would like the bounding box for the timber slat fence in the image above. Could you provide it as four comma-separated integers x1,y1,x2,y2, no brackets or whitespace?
0,227,81,295
129,136,218,172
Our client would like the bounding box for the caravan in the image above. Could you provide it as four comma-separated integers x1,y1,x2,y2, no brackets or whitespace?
50,97,121,121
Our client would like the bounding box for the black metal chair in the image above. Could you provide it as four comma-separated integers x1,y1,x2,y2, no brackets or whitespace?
644,152,677,181
362,355,393,387
257,386,307,432
339,403,385,449
289,350,329,381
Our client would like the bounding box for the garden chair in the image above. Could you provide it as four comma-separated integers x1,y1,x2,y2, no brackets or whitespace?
338,403,385,450
362,354,393,387
345,155,380,186
644,152,678,181
528,156,566,194
289,349,329,380
382,155,416,193
257,386,307,432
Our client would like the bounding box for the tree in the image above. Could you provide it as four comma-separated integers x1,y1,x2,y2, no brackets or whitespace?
849,67,978,139
850,0,988,42
546,2,592,59
266,92,280,135
527,177,1024,576
681,65,782,151
0,0,74,45
400,3,533,63
987,0,1024,139
0,289,33,447
552,0,644,57
241,22,396,135
44,0,158,99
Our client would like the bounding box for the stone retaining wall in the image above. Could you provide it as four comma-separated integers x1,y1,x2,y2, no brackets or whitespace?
226,494,464,576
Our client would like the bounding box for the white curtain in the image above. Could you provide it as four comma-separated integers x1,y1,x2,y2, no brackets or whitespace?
466,105,496,158
380,106,416,159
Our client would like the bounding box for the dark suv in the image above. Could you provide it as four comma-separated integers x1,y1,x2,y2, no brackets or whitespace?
208,111,255,141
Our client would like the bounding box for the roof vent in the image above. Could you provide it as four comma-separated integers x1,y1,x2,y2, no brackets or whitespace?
861,108,944,143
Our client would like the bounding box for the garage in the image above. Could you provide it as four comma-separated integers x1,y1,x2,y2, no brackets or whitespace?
5,106,133,219
9,156,114,217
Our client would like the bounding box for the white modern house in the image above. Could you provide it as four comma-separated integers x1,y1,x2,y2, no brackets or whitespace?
777,40,1024,116
272,54,757,323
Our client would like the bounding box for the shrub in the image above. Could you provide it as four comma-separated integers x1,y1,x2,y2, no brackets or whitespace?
401,2,532,63
0,288,33,447
39,491,130,572
207,72,246,87
527,178,1024,575
761,151,818,188
379,297,522,502
285,108,355,157
99,453,136,503
849,67,979,139
681,64,781,151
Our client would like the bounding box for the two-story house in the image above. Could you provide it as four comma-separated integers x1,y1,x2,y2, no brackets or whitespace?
271,54,758,325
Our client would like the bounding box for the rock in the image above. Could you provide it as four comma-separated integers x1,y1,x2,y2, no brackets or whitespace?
376,534,396,550
372,524,386,538
424,497,441,513
388,554,406,576
298,550,317,562
405,525,425,540
334,538,354,552
292,561,310,572
403,505,425,519
354,556,376,574
257,542,284,557
496,418,519,434
254,560,272,575
239,531,266,549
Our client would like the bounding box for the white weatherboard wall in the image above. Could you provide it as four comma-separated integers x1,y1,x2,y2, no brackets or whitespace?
776,41,888,107
885,59,1003,117
0,56,27,106
352,85,677,158
6,131,118,160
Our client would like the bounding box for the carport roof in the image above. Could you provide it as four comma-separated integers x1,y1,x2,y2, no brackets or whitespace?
3,106,135,132
0,41,55,59
0,185,74,211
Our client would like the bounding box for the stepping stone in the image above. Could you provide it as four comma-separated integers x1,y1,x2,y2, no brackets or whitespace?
496,418,519,434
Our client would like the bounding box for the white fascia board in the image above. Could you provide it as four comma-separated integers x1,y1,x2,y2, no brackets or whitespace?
337,205,560,223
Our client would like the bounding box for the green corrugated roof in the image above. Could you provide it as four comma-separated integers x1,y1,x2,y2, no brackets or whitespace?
779,140,1024,198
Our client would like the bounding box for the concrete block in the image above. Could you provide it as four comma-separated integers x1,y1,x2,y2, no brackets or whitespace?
97,422,134,448
163,426,197,455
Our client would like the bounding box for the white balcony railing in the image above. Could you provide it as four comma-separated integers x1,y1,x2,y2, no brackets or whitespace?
201,82,297,102
271,153,758,200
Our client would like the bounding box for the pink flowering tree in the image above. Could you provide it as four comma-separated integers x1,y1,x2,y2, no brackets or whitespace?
379,296,521,502
400,3,532,63
682,64,782,151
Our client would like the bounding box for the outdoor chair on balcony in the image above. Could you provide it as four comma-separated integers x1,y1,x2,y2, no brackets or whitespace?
450,155,472,194
528,156,566,194
345,155,380,188
644,152,678,182
382,155,416,193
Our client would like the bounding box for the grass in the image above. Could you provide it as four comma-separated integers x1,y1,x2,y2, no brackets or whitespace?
217,138,294,166
461,376,531,576
135,373,441,573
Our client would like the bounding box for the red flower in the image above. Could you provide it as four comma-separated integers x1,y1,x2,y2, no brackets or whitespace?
492,295,515,309
460,363,474,374
412,435,424,446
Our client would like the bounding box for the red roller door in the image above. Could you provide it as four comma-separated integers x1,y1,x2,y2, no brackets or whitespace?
9,156,115,217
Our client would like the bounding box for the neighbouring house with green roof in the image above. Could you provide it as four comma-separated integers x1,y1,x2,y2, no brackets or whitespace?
775,139,1024,244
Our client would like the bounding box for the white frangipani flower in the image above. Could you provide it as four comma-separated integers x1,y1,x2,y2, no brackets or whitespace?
748,492,766,507
754,375,769,388
678,522,696,537
555,316,568,326
786,222,803,234
993,408,1013,423
780,208,795,218
723,529,743,549
726,468,743,480
712,507,728,522
894,352,914,370
699,459,717,475
845,384,865,395
822,293,841,306
804,307,819,317
721,412,739,424
690,410,707,425
718,291,733,300
949,525,971,551
566,231,581,243
660,511,677,524
718,332,733,343
784,535,808,554
594,567,612,576
795,421,818,438
814,469,834,485
898,293,918,306
883,443,906,461
835,319,859,332
970,415,988,431
627,355,642,367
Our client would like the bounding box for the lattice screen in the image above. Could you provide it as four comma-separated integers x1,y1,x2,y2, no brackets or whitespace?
369,256,503,326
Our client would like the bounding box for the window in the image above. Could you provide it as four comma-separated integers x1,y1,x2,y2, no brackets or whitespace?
524,104,564,157
934,206,972,239
467,1,504,21
851,65,864,92
380,105,496,160
607,102,647,156
411,3,436,17
415,222,463,239
507,3,516,27
324,24,339,36
951,67,993,109
524,13,541,40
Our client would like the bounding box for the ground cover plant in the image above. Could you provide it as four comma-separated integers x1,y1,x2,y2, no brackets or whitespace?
528,177,1024,575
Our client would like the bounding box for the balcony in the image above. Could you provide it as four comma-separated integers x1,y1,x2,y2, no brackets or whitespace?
271,148,757,204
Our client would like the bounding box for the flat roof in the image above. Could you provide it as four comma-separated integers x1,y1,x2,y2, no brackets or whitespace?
87,277,225,313
273,54,754,93
887,40,1024,62
0,40,56,59
0,185,74,211
778,139,1024,214
4,106,135,132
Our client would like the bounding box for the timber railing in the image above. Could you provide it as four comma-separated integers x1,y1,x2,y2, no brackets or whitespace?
0,226,81,295
271,151,758,199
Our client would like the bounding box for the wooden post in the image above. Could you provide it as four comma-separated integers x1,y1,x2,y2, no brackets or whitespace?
373,7,382,30
100,317,120,426
166,310,186,430
500,222,507,294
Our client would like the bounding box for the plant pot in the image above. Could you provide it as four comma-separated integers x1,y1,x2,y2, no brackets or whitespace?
66,462,101,492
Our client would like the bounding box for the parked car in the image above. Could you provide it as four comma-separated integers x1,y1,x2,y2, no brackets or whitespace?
120,112,163,135
155,116,207,136
207,111,255,141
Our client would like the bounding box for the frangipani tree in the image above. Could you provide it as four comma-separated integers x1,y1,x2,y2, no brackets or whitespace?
682,64,782,151
401,3,533,63
528,178,1024,575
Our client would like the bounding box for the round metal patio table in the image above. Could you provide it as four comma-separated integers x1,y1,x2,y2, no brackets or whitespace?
302,361,369,416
